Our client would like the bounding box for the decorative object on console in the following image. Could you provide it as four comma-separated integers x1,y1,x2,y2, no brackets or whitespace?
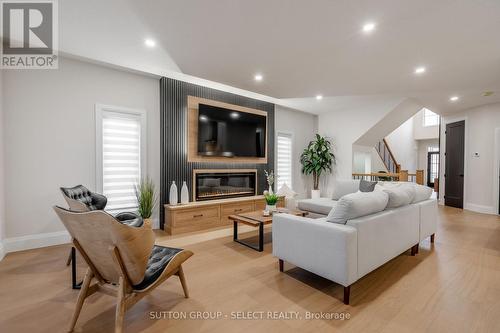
300,134,335,199
135,177,157,227
169,181,178,205
264,170,275,194
263,190,279,212
181,181,189,204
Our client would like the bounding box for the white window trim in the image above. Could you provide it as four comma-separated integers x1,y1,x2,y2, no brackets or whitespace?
275,131,294,191
95,104,147,196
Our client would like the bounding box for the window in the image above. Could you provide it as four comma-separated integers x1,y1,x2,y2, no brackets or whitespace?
428,146,439,152
276,132,293,190
96,105,146,212
423,108,440,127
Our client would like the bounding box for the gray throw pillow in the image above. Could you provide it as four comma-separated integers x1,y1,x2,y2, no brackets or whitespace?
359,179,377,192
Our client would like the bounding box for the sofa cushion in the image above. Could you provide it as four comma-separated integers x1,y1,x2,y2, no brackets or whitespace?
359,179,377,192
326,190,389,224
297,198,337,215
332,179,360,200
378,183,415,208
412,184,433,203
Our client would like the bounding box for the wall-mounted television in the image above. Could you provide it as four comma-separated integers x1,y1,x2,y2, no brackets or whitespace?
197,103,266,158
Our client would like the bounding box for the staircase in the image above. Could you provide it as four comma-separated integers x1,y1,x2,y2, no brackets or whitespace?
375,139,400,173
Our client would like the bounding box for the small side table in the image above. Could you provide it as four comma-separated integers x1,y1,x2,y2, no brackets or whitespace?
230,209,308,252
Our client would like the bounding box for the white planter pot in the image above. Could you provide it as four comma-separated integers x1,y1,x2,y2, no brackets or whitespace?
265,204,277,212
311,189,321,199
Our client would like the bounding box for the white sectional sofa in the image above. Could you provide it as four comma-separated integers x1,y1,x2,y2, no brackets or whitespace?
272,179,437,305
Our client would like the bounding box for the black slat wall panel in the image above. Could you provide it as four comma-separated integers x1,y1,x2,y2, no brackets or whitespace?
159,77,275,229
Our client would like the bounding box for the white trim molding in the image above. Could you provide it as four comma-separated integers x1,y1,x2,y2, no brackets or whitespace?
4,230,71,253
464,203,496,215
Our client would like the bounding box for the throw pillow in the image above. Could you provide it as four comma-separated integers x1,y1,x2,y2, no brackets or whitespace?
359,179,377,192
326,190,389,224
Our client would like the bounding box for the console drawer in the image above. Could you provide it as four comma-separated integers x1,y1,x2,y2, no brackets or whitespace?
173,206,220,226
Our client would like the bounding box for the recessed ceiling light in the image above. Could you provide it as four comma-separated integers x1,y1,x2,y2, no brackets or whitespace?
449,96,459,102
230,112,239,119
254,74,263,81
362,22,376,33
144,38,156,48
414,66,426,74
316,95,323,100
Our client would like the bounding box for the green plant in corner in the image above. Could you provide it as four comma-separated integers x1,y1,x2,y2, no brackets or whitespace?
300,134,335,190
135,177,157,220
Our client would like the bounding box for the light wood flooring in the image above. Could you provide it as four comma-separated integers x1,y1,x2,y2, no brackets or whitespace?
1,206,500,332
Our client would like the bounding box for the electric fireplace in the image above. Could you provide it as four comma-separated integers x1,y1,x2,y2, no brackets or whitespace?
193,169,257,201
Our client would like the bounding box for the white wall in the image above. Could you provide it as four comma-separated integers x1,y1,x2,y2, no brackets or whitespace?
318,98,406,189
275,105,317,199
385,117,418,172
439,103,500,214
0,69,5,260
3,57,160,248
413,109,439,140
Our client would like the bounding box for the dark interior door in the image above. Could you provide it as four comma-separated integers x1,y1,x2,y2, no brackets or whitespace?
445,120,465,208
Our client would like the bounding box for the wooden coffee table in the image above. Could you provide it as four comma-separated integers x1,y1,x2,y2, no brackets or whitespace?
229,208,308,252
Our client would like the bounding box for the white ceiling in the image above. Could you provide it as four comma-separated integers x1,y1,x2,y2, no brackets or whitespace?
58,0,500,115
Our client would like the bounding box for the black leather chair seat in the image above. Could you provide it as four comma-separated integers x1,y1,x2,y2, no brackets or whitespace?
133,245,183,290
115,212,143,227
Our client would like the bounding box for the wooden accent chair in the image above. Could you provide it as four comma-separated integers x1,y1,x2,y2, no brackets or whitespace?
53,206,193,333
59,185,143,289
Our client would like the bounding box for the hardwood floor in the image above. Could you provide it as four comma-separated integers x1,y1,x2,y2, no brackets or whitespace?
1,206,500,332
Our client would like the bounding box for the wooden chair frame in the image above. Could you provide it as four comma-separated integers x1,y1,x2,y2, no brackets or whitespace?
68,238,193,333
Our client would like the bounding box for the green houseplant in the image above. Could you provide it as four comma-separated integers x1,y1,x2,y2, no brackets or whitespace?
135,177,157,226
300,134,335,198
263,190,279,212
263,170,278,212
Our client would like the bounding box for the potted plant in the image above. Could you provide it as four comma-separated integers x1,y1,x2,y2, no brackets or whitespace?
263,190,279,212
300,134,335,199
135,177,157,226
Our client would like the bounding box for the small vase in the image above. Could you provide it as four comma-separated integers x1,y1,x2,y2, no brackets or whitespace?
268,186,274,195
311,189,321,199
144,218,152,228
169,181,178,205
180,181,189,204
266,204,277,212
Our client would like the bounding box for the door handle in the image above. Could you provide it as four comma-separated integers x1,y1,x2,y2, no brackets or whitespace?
459,174,464,177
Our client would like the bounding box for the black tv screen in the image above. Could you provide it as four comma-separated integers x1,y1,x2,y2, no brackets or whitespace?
197,104,266,158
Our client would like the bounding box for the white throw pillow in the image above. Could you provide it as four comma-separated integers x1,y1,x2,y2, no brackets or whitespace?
326,190,389,224
412,184,433,203
380,183,415,208
332,179,360,200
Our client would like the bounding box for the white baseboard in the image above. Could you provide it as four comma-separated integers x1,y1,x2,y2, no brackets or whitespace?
0,240,5,261
4,230,71,253
464,203,496,215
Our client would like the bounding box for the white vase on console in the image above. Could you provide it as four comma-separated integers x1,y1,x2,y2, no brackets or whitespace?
169,181,178,205
180,181,189,204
